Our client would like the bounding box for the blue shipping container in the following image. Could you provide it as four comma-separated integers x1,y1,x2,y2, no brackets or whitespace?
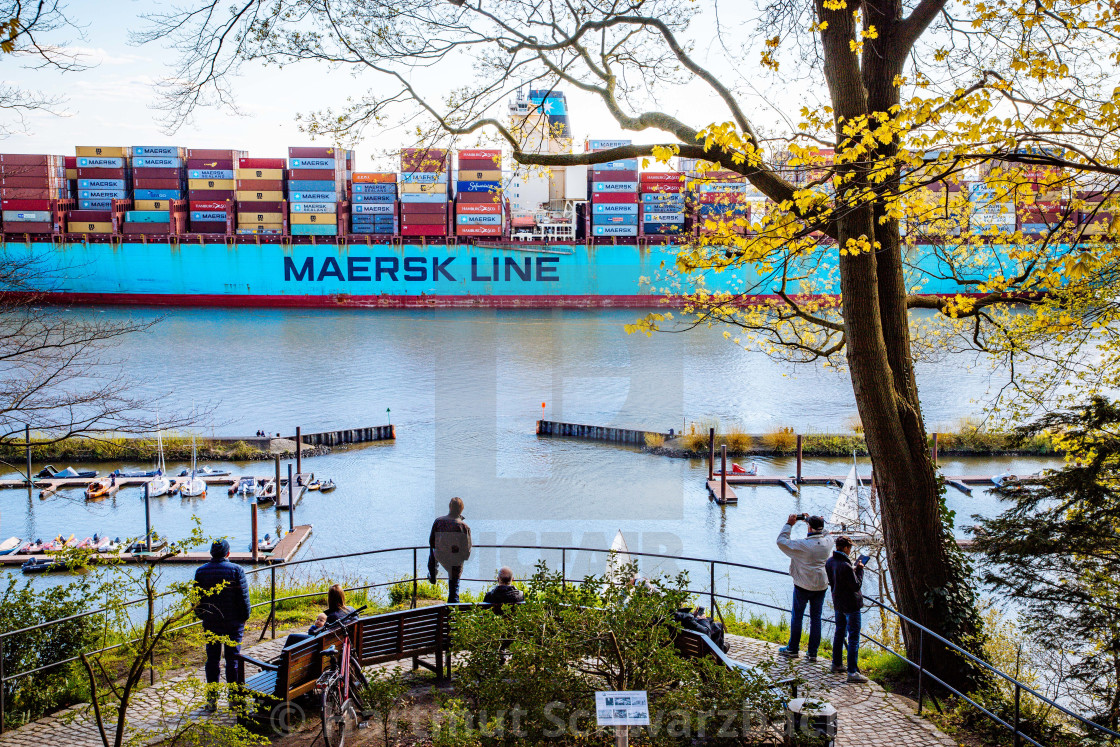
287,180,337,192
592,225,638,236
456,214,502,225
351,224,396,234
352,203,395,215
592,182,638,193
289,203,336,213
189,169,234,180
588,139,632,150
125,211,171,223
642,212,685,223
400,193,449,204
592,203,638,215
78,179,126,189
353,183,397,194
290,158,336,169
351,193,396,203
400,173,448,184
641,192,686,204
592,214,638,225
78,189,127,199
643,224,686,235
592,158,639,171
191,211,228,221
132,146,181,157
134,157,182,168
76,157,124,168
456,181,501,193
79,199,113,209
291,224,338,236
135,189,183,200
289,191,337,202
350,214,397,225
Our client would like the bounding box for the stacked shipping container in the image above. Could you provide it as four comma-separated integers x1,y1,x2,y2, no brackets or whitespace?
638,172,685,236
75,145,128,233
188,149,242,232
127,146,184,235
400,148,450,237
289,146,341,236
455,149,502,238
235,156,286,235
351,173,397,235
691,171,749,235
1,153,67,233
586,140,638,238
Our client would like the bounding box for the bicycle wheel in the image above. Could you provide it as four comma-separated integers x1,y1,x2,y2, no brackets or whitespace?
320,672,359,747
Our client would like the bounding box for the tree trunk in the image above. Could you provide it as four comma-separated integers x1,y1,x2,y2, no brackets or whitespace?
816,0,988,695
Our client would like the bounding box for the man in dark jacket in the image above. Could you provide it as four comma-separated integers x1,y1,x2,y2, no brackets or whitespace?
825,536,869,683
483,567,524,613
428,497,472,603
194,539,252,709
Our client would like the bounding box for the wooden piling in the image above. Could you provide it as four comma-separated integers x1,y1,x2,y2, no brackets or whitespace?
932,432,939,466
720,445,728,503
251,504,259,562
708,427,715,480
296,426,302,475
796,434,803,484
274,455,281,510
25,425,31,490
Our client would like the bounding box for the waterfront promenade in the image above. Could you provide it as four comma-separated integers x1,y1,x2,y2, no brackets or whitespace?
0,630,955,747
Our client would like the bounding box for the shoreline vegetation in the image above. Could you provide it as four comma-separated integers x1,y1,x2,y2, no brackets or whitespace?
0,434,326,463
643,420,1059,458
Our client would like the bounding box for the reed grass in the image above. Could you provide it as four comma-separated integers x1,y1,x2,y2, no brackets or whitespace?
0,433,272,462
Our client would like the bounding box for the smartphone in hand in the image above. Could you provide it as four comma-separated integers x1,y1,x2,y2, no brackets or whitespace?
858,555,871,566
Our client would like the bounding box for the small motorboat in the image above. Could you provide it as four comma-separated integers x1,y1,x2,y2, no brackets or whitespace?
92,536,111,552
22,558,67,574
14,540,32,555
197,466,230,477
731,462,758,476
111,468,160,478
125,537,167,554
0,537,21,555
319,479,336,492
64,535,79,548
74,536,94,549
235,476,258,497
42,534,73,552
993,472,1019,487
24,538,44,554
307,479,322,490
256,531,283,552
99,537,119,553
257,481,276,503
51,466,99,479
85,478,117,500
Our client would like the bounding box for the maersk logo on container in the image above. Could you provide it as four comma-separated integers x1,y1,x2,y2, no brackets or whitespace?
643,212,685,222
78,189,126,199
190,169,234,179
353,183,396,194
400,172,448,184
77,179,125,189
592,224,638,236
79,199,113,209
352,193,395,203
592,203,637,214
353,203,393,215
290,192,337,203
133,146,180,157
456,214,501,225
593,182,637,193
291,158,335,169
191,211,227,221
290,203,335,213
641,193,686,204
588,139,631,149
134,157,181,168
76,157,124,168
283,255,560,283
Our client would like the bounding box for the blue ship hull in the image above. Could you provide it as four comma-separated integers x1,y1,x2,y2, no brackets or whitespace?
4,239,972,308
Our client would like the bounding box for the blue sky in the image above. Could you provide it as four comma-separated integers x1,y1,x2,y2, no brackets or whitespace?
3,2,781,169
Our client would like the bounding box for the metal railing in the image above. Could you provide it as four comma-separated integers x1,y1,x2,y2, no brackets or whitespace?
0,543,1117,746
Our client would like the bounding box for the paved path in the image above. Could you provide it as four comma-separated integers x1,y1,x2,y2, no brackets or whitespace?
0,630,957,747
726,634,958,747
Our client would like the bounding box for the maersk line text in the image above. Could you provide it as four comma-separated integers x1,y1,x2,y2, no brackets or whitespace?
283,256,561,283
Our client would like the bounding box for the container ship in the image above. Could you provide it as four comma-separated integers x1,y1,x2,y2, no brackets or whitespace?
0,90,1105,309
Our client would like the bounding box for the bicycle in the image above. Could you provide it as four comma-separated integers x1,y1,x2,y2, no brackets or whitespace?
316,605,370,747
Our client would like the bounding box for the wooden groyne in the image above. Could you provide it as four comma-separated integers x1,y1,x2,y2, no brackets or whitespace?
536,420,667,445
288,425,395,447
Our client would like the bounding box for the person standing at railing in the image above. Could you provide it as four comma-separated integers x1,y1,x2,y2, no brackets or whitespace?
193,539,251,712
428,496,473,603
825,535,870,683
776,514,833,663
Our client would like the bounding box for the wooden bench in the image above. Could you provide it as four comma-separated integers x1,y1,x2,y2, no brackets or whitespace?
355,604,452,679
675,628,798,699
235,631,332,731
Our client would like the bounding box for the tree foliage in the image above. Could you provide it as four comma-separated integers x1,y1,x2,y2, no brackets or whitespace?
975,396,1120,733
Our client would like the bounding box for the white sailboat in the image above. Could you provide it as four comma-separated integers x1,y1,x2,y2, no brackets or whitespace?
147,424,171,497
606,529,633,585
179,437,206,497
829,452,880,543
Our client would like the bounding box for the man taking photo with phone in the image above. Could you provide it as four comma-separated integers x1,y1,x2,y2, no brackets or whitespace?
826,535,869,683
776,513,833,663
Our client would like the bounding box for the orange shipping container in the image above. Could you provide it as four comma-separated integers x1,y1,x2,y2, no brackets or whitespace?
352,172,396,183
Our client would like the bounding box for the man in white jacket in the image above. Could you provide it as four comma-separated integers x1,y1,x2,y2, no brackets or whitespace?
776,514,833,662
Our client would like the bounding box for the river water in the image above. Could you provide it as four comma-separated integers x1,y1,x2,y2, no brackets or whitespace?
0,307,1063,604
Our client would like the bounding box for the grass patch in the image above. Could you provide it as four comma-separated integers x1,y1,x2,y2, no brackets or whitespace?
1,432,273,463
644,432,665,448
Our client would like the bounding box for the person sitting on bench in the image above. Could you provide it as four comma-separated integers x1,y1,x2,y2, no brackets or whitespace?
483,567,524,614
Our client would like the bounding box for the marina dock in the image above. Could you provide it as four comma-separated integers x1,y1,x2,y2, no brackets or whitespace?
0,524,313,566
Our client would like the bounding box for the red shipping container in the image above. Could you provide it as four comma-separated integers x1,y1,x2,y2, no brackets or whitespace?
64,156,76,167
400,213,445,225
236,200,285,212
457,158,501,170
238,157,286,169
2,221,52,232
695,192,747,204
1,188,53,199
187,159,234,170
0,165,53,177
640,172,685,184
123,223,171,235
186,149,239,160
591,169,639,181
131,167,180,179
189,221,228,232
77,167,127,179
2,198,51,210
400,148,449,172
287,168,336,181
190,200,231,211
133,178,183,189
400,203,446,215
0,154,54,166
187,190,236,200
0,177,63,187
456,225,502,236
235,179,285,191
400,224,447,236
68,210,113,220
590,193,639,203
458,149,501,159
288,146,337,158
455,192,502,204
456,203,502,214
642,183,685,194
